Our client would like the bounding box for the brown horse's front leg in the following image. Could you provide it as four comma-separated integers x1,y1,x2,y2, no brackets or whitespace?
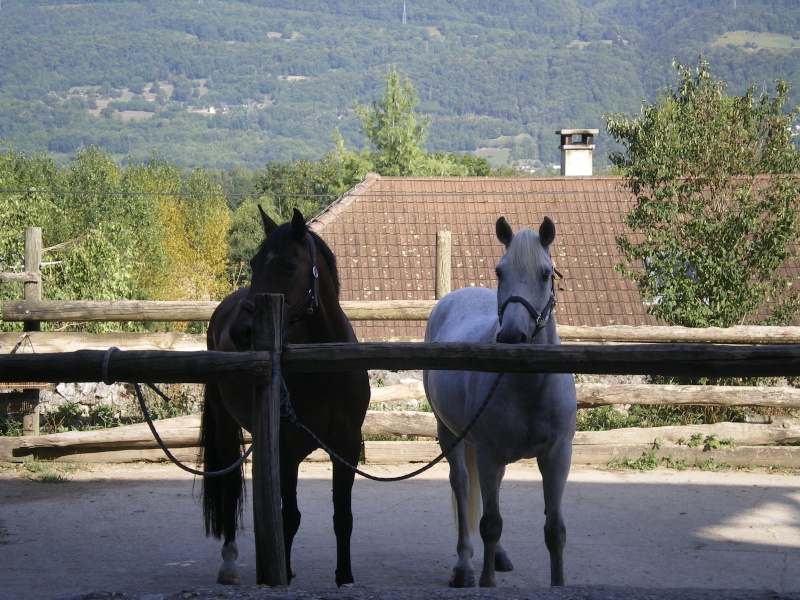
280,459,302,584
331,458,357,587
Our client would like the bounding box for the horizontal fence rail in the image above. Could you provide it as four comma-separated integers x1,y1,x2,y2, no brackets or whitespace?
6,300,800,344
2,344,800,383
0,272,40,285
280,342,800,378
0,350,272,384
1,299,437,323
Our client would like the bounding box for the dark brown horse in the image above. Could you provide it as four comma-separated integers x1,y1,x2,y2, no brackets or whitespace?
201,207,370,587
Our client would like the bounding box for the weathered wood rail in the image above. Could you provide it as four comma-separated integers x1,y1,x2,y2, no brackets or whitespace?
2,227,799,470
6,300,800,344
2,339,799,469
2,343,800,383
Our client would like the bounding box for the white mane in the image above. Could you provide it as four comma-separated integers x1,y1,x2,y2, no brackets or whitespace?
504,228,549,275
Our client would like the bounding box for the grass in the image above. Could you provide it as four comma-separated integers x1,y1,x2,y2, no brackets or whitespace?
14,459,79,483
608,450,663,471
607,450,746,473
473,147,511,167
712,30,800,50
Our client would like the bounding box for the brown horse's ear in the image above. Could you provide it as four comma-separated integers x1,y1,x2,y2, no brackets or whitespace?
258,205,279,235
291,208,307,243
496,216,513,247
539,216,555,247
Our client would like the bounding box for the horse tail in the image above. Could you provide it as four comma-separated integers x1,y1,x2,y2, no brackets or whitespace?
464,441,482,534
200,383,245,540
449,441,482,533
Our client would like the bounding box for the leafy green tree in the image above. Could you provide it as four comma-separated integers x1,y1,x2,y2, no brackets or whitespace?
225,199,275,289
0,144,232,332
606,59,800,328
354,68,429,176
151,169,230,303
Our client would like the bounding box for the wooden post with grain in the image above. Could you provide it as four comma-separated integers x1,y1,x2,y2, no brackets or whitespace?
21,227,42,435
251,293,288,586
435,230,451,300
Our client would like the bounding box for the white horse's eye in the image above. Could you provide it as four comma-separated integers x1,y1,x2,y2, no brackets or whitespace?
542,269,552,282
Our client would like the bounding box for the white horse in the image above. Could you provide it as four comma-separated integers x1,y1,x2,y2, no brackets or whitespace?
423,215,576,588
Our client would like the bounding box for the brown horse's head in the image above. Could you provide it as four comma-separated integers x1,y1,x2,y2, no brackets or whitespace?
228,207,340,350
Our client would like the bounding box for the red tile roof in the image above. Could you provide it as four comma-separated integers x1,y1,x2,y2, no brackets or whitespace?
307,174,795,340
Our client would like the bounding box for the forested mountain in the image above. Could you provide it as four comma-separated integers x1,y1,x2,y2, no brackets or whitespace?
0,0,798,170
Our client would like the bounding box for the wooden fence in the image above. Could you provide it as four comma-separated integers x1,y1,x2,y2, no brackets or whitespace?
5,232,800,585
3,296,800,583
2,227,800,468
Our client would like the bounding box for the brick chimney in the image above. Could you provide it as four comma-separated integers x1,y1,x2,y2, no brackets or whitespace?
556,129,598,176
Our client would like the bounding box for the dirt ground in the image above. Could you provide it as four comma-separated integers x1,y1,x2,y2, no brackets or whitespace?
1,461,799,600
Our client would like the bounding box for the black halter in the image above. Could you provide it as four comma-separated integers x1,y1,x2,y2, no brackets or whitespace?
238,233,320,330
497,268,561,342
282,233,320,326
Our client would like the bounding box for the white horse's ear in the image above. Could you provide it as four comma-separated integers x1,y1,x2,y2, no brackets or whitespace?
259,205,279,235
539,216,555,247
496,216,514,247
291,207,307,243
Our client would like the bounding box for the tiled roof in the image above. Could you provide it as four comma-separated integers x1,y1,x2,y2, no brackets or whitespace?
307,174,795,341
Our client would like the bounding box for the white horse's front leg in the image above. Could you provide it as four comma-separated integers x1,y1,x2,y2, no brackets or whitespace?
539,443,572,587
217,540,239,585
477,458,505,588
441,427,475,587
451,465,475,587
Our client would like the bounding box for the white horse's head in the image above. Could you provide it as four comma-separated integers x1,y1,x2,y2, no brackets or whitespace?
494,216,556,344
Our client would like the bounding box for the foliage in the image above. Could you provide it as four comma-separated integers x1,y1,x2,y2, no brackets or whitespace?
1,1,798,170
576,405,635,431
132,383,201,421
152,169,230,303
354,68,429,176
47,402,84,433
248,70,520,227
20,459,77,483
608,450,662,470
225,199,271,289
606,59,800,328
577,403,751,431
0,412,23,436
0,144,231,332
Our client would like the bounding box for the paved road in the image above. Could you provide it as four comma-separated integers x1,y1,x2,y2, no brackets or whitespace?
1,462,798,600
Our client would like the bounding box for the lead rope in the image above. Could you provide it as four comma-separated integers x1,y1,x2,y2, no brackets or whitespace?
280,372,505,483
102,347,252,478
103,334,505,482
134,382,253,477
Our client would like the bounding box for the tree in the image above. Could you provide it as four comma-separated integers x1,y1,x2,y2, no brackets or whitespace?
606,59,800,327
354,68,429,176
152,169,230,304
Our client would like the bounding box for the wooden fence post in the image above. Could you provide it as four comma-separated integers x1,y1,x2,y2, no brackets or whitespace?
23,227,42,332
251,293,288,586
22,227,42,435
435,230,451,300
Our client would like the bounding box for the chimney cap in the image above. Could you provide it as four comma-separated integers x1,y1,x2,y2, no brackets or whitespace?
555,128,599,135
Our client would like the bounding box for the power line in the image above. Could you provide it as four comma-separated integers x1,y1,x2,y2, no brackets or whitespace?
0,188,340,199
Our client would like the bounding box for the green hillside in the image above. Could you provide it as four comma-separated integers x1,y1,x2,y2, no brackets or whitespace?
0,0,798,170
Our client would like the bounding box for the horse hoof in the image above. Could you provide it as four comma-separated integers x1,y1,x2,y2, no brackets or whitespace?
449,569,475,588
339,583,355,589
495,552,514,572
336,573,354,588
479,574,497,588
216,572,240,586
